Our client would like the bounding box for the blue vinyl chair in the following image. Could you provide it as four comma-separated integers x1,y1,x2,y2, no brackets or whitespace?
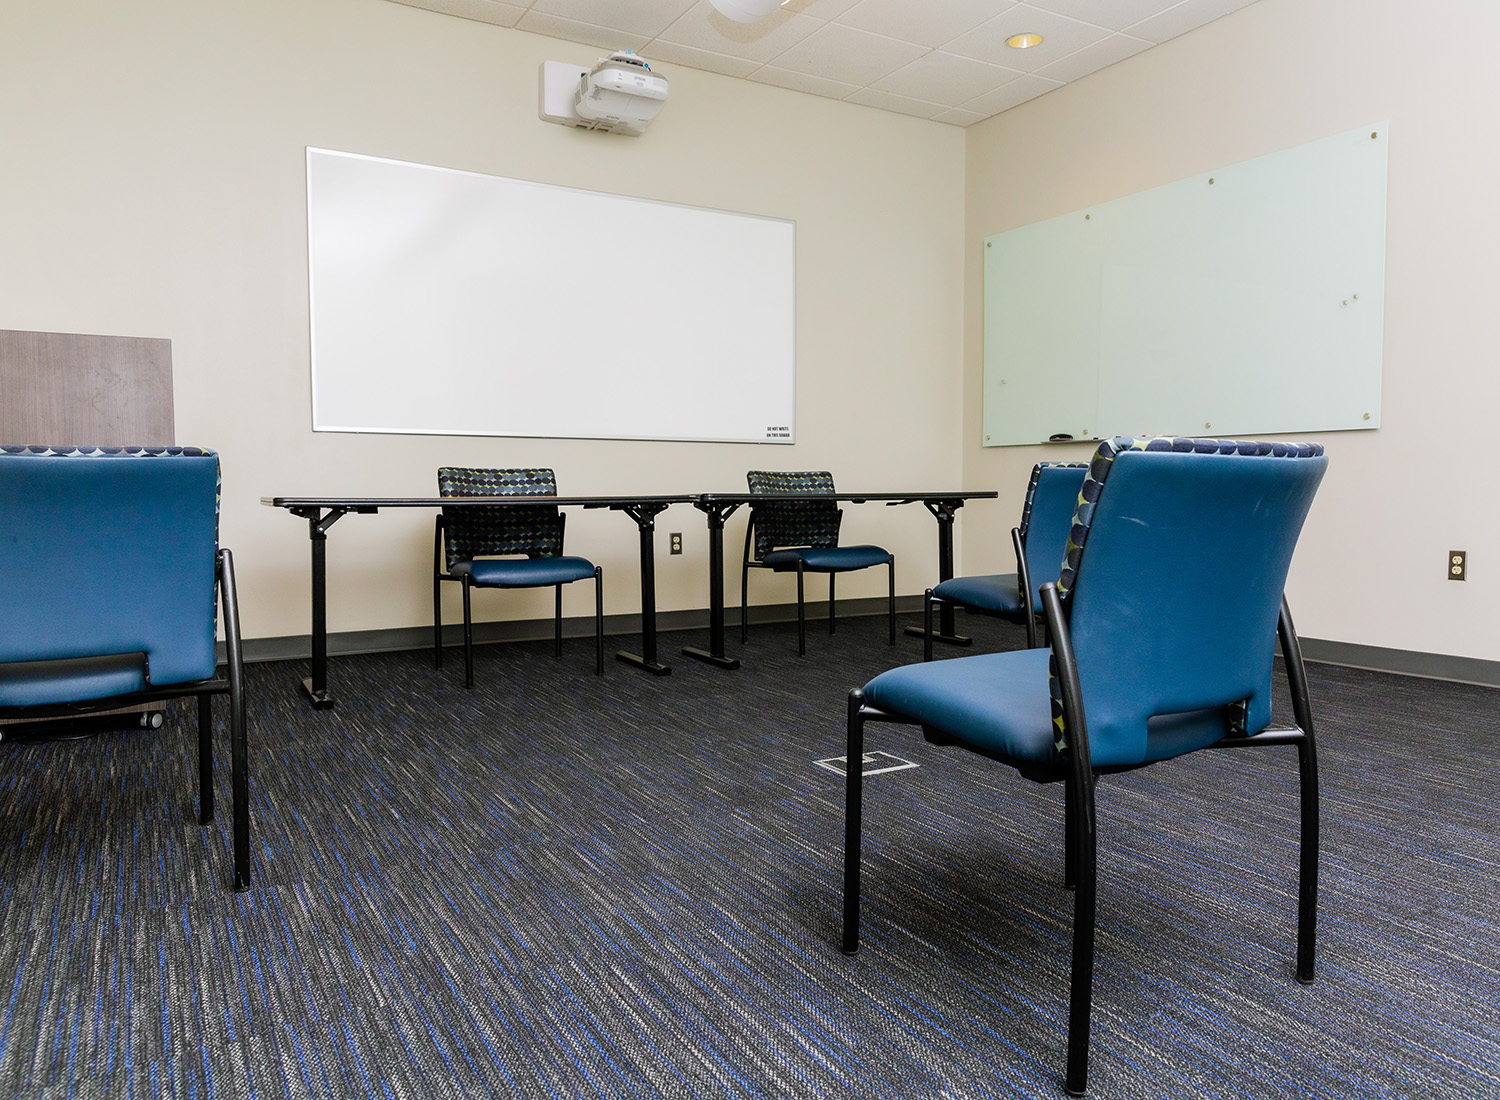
924,461,1089,659
433,467,603,689
741,470,895,657
0,445,250,892
841,437,1328,1096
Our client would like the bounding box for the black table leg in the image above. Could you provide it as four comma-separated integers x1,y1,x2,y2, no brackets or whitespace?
682,501,741,669
292,507,347,708
904,499,973,648
616,503,672,675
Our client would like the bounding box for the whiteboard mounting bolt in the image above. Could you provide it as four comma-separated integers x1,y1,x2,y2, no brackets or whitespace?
1208,177,1215,184
1204,421,1212,429
1363,412,1371,420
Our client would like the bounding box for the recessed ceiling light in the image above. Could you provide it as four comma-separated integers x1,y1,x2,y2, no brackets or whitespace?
1006,32,1044,49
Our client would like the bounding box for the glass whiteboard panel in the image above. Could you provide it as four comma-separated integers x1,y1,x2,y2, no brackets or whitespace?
983,124,1387,446
308,149,796,444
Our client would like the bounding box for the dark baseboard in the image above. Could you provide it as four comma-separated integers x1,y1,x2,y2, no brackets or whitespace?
229,607,1499,689
234,595,926,664
1299,637,1500,689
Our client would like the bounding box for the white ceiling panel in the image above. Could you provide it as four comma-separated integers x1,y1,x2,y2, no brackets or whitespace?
874,51,1025,108
388,0,1267,126
838,0,1019,50
770,23,926,87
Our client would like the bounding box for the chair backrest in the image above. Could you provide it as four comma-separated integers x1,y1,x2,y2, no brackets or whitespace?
746,470,842,561
437,467,562,567
1050,437,1327,769
1018,462,1089,610
0,446,221,699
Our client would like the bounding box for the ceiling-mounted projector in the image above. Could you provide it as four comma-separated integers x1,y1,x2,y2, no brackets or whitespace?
709,0,784,22
538,52,667,137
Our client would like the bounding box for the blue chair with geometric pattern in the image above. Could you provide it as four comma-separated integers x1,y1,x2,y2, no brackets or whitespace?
0,445,250,892
433,467,603,689
840,437,1328,1096
741,470,895,657
923,461,1089,659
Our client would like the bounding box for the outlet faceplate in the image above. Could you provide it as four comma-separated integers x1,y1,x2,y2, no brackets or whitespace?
1449,550,1467,581
669,533,682,555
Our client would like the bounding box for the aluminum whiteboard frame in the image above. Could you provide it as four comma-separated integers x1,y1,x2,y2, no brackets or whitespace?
307,148,796,444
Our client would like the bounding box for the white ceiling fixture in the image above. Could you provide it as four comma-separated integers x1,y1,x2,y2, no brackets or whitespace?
387,0,1265,127
708,0,784,23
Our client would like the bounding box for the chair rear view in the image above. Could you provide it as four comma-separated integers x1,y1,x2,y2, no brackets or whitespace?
0,445,249,892
1057,438,1327,770
437,466,563,566
1019,463,1088,613
745,470,840,560
0,446,220,698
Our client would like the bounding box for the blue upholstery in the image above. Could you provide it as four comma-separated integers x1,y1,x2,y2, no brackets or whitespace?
764,545,892,572
930,573,1023,615
0,446,220,705
453,556,598,587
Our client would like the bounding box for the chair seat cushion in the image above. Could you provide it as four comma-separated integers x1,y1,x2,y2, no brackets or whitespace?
864,648,1056,766
452,556,596,587
0,653,149,708
763,545,891,572
932,573,1024,616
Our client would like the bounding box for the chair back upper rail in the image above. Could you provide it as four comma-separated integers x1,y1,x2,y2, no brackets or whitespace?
745,470,842,560
438,467,563,566
0,447,221,693
1049,437,1326,768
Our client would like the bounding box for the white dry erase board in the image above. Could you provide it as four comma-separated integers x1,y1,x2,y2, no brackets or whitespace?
982,124,1388,446
307,149,796,443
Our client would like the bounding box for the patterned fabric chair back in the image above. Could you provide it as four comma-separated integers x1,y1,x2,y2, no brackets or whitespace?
438,467,562,568
1018,462,1090,609
1046,437,1327,767
746,470,842,561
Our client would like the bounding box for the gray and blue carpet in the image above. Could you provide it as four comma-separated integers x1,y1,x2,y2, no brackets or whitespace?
1,614,1496,1099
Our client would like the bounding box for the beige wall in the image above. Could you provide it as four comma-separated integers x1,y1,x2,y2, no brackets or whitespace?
963,0,1498,661
0,0,966,641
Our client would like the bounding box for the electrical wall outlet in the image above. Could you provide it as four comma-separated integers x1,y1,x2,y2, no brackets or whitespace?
1449,550,1466,581
670,533,682,555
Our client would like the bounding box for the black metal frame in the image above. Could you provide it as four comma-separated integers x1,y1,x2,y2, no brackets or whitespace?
922,525,1044,662
0,549,251,893
842,589,1319,1097
432,513,604,689
739,511,896,657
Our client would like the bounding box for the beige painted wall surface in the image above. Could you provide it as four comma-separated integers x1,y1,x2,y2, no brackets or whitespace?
0,0,966,641
963,0,1497,661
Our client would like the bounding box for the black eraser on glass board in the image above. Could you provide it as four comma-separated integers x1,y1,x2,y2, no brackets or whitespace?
1048,433,1074,442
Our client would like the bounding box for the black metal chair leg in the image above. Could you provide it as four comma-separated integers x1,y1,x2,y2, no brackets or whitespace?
554,585,563,659
462,576,475,689
594,567,604,676
1064,780,1076,889
218,549,251,893
433,517,446,668
841,689,866,955
828,573,836,636
887,558,896,645
796,562,806,657
1064,765,1097,1097
923,590,935,662
1296,737,1319,983
197,693,214,826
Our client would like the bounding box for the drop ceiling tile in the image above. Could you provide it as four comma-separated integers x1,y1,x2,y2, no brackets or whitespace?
1036,30,1152,82
873,51,1024,107
644,40,761,76
516,9,651,51
959,71,1062,115
528,0,694,39
945,4,1111,71
839,0,1018,49
746,65,860,99
1024,0,1180,32
769,23,927,87
656,1,821,64
1125,0,1259,43
388,0,528,29
844,87,947,120
933,106,988,126
779,0,862,19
